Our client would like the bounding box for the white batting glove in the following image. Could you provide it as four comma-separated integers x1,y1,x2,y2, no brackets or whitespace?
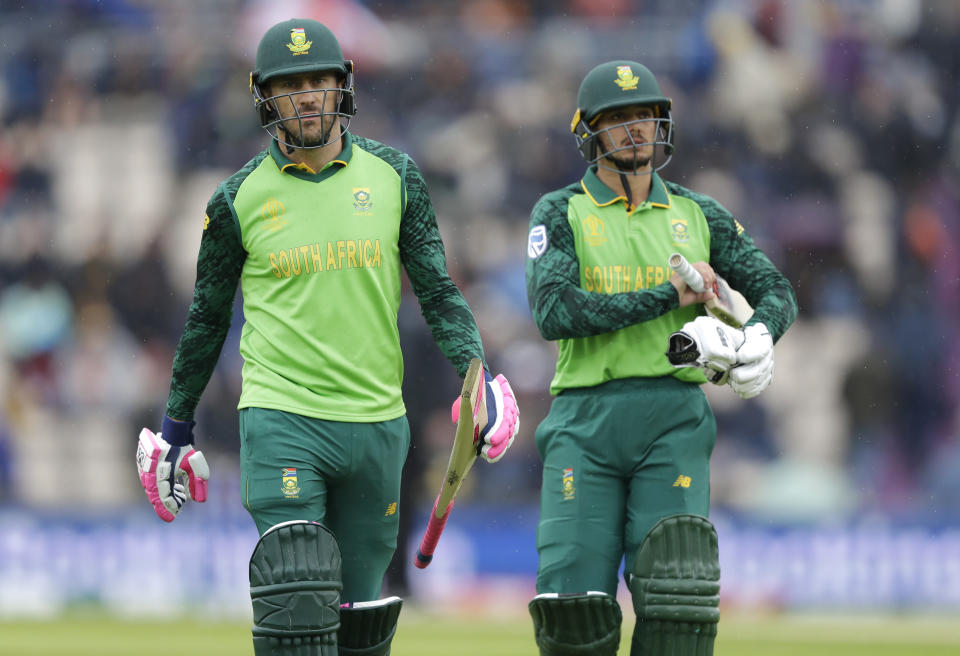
730,323,774,399
666,315,745,385
451,370,519,463
136,420,209,522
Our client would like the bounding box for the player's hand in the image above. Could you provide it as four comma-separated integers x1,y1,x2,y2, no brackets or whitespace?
729,323,774,399
136,417,210,522
451,370,519,463
671,260,717,308
666,315,744,385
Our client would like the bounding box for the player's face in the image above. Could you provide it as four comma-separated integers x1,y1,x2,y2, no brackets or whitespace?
266,71,343,147
593,104,658,170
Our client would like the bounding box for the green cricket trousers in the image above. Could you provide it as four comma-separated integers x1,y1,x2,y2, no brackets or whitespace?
239,407,410,602
534,376,716,596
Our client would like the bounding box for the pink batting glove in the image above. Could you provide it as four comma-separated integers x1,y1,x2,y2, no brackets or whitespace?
136,428,210,522
451,370,519,463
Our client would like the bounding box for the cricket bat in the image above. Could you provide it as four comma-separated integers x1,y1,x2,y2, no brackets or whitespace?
669,252,753,328
413,357,486,569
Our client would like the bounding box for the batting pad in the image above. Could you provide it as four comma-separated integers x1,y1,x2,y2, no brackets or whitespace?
629,514,721,656
339,596,403,656
249,520,343,656
528,591,622,655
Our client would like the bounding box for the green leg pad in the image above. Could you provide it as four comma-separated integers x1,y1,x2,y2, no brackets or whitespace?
629,515,720,656
249,521,343,656
338,596,403,656
528,591,622,656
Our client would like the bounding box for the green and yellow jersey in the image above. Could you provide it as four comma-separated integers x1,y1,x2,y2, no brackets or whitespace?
526,167,797,395
166,133,483,422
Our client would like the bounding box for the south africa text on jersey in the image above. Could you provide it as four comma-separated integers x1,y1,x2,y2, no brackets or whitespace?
269,239,383,278
583,264,670,293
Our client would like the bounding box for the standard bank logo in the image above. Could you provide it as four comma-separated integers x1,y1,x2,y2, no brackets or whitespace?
528,224,548,259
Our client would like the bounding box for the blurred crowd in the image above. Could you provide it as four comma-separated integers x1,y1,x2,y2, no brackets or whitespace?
0,0,958,540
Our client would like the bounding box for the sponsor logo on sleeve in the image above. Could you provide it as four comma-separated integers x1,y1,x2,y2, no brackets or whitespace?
527,224,548,259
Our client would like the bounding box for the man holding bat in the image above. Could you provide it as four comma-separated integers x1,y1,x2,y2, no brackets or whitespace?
525,60,796,656
134,19,518,656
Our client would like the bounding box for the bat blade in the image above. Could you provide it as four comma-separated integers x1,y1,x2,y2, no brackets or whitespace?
414,357,485,569
669,252,753,328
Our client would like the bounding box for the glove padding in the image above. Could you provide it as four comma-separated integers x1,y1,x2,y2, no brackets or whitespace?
667,315,745,385
136,420,209,522
451,369,519,463
729,323,774,399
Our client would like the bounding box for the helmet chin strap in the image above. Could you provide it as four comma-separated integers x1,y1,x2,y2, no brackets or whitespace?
598,140,636,208
619,173,633,210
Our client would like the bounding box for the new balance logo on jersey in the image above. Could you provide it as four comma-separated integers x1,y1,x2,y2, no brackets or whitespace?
672,475,692,488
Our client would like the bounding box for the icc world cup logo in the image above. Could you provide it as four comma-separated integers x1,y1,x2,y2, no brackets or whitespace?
583,214,607,246
261,197,287,232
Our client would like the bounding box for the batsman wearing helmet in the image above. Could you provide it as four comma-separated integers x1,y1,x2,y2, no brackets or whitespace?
525,61,797,655
134,19,519,656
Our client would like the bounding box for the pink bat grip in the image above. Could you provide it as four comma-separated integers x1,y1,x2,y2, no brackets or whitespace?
414,494,455,569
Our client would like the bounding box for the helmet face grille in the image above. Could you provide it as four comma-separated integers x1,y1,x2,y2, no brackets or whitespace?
251,63,357,151
253,83,356,150
574,115,675,175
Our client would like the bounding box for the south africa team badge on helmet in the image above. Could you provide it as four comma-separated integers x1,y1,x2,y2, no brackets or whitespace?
614,65,640,90
286,28,312,55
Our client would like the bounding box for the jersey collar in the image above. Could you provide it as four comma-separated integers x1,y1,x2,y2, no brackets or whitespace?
269,132,354,182
580,166,671,210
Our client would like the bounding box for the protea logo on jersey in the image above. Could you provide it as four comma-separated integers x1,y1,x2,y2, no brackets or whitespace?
353,187,372,213
671,217,689,244
614,65,640,90
287,28,312,55
269,239,382,278
281,468,301,498
562,468,576,501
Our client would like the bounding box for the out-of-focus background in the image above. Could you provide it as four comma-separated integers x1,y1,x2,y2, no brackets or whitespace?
0,0,958,637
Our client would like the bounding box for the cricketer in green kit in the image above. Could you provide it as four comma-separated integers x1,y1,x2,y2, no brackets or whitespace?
133,18,519,656
525,61,797,656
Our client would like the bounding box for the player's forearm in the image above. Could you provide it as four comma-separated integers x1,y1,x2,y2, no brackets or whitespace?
744,280,797,343
530,281,677,341
165,303,233,420
416,283,485,377
717,252,797,343
165,208,243,420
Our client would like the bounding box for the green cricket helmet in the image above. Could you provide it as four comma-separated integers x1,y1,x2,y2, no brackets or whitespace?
570,60,674,174
249,18,356,150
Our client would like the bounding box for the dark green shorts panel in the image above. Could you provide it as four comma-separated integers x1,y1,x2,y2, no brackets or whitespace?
239,408,410,601
535,377,715,596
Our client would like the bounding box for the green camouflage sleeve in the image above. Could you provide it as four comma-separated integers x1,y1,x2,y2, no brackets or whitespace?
165,185,246,420
398,157,484,377
526,186,678,341
667,183,798,342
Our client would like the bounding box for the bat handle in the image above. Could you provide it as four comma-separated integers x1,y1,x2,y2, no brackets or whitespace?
413,494,455,569
668,253,707,294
